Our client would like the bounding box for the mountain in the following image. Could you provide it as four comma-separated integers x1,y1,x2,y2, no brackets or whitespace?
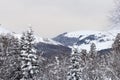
0,26,61,45
0,26,71,57
53,30,120,51
1,25,119,56
35,42,71,58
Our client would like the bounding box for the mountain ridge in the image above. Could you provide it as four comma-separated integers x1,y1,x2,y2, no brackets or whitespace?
53,30,120,51
0,26,71,57
0,25,119,53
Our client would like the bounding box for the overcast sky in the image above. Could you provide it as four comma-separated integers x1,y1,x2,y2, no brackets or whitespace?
0,0,114,37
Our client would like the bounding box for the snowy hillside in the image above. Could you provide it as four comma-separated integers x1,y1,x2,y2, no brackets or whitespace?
53,30,120,51
0,26,61,45
1,25,119,51
34,36,62,45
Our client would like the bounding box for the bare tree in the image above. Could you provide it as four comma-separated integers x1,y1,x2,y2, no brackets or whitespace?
109,0,120,28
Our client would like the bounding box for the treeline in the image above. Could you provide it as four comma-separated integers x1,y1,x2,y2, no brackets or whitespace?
0,28,120,80
66,33,120,80
0,28,44,80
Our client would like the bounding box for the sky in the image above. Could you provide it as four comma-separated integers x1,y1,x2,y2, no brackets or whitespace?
0,0,114,37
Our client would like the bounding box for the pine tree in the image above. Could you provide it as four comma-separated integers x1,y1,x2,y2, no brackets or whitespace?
34,52,45,80
20,28,38,80
80,49,88,64
79,49,89,80
67,47,82,80
85,43,102,80
48,57,61,80
112,33,120,64
113,33,120,55
89,43,97,59
111,33,120,79
0,34,21,80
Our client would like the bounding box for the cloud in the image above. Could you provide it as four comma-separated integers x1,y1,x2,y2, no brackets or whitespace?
0,0,114,37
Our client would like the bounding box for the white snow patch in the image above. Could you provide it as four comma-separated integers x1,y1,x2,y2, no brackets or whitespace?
65,30,120,51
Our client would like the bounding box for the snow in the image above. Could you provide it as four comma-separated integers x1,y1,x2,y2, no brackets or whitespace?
64,30,120,38
0,25,62,45
65,30,120,51
8,32,62,46
13,34,62,45
0,25,11,34
34,36,62,45
65,30,101,38
0,25,120,51
5,32,62,46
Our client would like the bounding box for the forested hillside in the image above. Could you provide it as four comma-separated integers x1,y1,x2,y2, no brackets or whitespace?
0,27,119,80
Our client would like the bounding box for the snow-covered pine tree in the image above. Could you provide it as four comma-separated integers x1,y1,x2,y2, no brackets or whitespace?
113,33,120,56
59,56,70,80
7,34,22,80
79,49,89,80
48,57,61,80
20,27,38,80
0,34,21,80
111,33,120,79
80,49,88,64
34,52,45,80
97,54,115,80
46,56,68,80
67,47,82,80
89,43,97,59
85,43,102,80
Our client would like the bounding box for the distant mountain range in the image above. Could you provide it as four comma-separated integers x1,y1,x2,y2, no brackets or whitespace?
0,26,71,58
53,30,120,51
0,25,120,57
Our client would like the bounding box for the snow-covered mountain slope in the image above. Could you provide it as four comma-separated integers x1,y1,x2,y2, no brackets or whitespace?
34,36,62,45
14,34,62,45
53,30,120,51
0,26,71,57
0,26,61,45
